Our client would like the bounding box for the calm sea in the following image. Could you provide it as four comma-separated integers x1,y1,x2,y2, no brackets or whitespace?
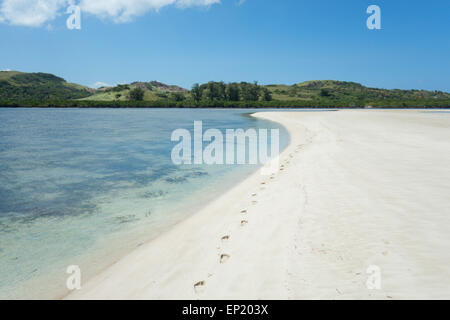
0,108,289,299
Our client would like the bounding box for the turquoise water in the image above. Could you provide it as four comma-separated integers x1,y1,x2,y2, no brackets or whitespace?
0,108,288,299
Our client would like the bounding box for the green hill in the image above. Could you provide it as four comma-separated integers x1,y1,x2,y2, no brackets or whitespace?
265,80,450,106
83,81,188,101
0,71,93,100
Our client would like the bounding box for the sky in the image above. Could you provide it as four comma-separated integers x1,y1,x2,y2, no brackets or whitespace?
0,0,449,91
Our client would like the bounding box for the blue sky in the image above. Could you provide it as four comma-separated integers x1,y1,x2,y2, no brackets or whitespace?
0,0,449,91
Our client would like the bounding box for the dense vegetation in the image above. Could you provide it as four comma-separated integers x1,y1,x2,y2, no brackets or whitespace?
191,82,272,102
266,80,450,107
129,88,145,101
0,71,92,100
1,71,449,108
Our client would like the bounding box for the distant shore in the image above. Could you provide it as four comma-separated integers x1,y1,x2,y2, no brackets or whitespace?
2,72,450,108
67,109,450,300
1,103,450,109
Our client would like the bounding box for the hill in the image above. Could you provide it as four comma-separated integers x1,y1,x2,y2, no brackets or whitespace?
83,81,188,101
0,71,93,100
265,80,450,106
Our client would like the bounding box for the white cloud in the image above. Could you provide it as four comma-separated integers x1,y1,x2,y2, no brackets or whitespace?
80,0,220,23
176,0,220,8
0,0,66,27
91,81,112,88
0,0,220,27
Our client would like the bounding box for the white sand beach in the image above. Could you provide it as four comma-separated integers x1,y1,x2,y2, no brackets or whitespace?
67,110,450,300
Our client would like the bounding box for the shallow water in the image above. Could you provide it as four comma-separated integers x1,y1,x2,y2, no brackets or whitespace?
0,108,288,299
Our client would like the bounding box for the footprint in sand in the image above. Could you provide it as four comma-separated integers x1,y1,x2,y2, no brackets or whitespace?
241,220,248,227
220,254,230,264
194,281,206,294
240,209,248,215
252,193,257,197
221,235,230,243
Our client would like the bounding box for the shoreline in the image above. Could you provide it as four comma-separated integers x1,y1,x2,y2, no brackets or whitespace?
1,106,450,109
0,108,288,300
65,111,301,300
67,110,450,300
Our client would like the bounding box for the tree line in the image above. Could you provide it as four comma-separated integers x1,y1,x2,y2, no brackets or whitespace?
191,82,272,103
126,81,273,103
2,98,449,108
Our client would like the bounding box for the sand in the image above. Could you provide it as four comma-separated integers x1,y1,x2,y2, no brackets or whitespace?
67,110,450,300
